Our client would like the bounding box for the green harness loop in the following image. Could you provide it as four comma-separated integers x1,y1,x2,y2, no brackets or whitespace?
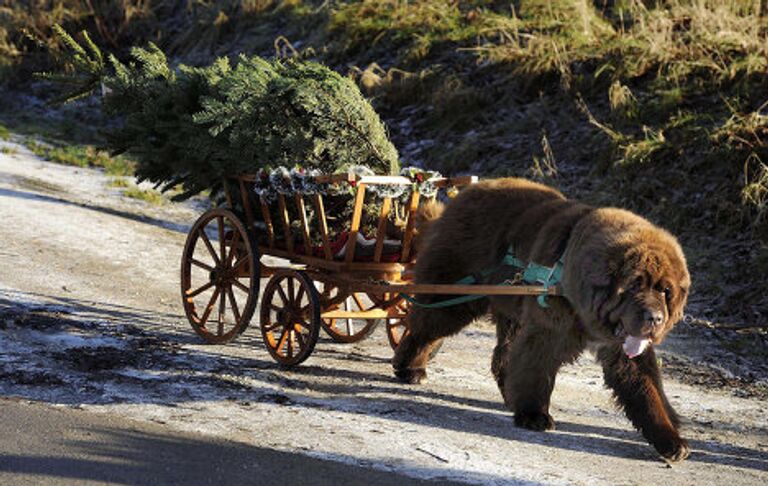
401,247,564,309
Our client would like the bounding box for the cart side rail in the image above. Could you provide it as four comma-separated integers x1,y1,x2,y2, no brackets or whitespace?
223,172,478,266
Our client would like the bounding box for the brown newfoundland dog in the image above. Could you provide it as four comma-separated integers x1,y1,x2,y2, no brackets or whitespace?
393,178,691,462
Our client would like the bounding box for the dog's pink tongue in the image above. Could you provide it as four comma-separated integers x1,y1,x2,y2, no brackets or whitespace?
623,335,651,358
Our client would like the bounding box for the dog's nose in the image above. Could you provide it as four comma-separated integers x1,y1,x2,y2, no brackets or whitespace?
643,310,664,329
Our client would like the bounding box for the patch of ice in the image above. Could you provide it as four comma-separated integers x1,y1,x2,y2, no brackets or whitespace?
36,331,125,349
117,368,170,381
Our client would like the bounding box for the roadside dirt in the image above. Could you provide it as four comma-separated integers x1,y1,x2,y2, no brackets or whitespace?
1,138,766,485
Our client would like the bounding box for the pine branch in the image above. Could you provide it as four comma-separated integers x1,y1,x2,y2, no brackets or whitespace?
35,25,107,105
39,33,400,200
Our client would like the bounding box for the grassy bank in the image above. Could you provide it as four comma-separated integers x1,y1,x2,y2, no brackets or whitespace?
1,0,766,325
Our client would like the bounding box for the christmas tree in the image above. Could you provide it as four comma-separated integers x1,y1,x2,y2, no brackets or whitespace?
40,26,400,201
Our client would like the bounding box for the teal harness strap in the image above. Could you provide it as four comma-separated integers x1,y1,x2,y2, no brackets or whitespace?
401,247,565,309
396,266,496,309
503,253,564,308
399,292,487,309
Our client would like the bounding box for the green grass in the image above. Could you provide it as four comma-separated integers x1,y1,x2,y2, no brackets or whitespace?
0,146,17,155
0,124,10,141
107,177,130,188
123,186,164,205
22,137,160,204
22,139,135,175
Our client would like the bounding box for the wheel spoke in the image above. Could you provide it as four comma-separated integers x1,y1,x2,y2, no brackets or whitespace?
351,293,366,311
295,285,306,307
190,258,214,272
269,303,283,313
276,328,289,354
345,318,355,336
199,229,220,266
217,216,226,264
276,285,289,305
232,279,249,293
231,253,250,274
198,287,221,326
186,281,214,299
218,290,226,335
225,229,241,268
294,318,312,331
227,285,241,323
287,277,295,301
295,329,306,350
264,320,282,332
287,330,294,358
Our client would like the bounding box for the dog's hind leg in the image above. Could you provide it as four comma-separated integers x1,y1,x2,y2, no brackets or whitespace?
491,312,521,393
392,299,485,384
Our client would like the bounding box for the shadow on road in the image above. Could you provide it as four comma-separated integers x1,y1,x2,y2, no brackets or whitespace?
0,186,191,234
0,421,480,486
1,289,766,473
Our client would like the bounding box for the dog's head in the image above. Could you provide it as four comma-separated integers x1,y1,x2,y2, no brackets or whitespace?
563,209,690,355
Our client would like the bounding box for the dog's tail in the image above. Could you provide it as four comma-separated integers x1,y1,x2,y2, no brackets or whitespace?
412,199,445,253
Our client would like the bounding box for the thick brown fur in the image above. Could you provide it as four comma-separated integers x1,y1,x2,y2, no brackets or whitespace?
393,178,691,462
413,199,445,253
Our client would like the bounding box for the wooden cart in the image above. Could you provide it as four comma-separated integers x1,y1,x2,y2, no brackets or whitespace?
179,172,558,366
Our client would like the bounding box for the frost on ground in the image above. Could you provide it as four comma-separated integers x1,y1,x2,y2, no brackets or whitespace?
0,139,767,485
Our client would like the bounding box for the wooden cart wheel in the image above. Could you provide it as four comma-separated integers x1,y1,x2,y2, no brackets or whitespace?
320,287,381,343
383,295,442,359
181,208,259,344
260,269,321,366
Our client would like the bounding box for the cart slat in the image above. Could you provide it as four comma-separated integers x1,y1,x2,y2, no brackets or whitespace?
400,190,420,262
312,194,333,260
374,197,392,263
345,183,367,263
277,194,294,254
295,194,312,256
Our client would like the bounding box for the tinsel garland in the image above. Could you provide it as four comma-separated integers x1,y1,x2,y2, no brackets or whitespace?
253,166,442,202
400,167,441,198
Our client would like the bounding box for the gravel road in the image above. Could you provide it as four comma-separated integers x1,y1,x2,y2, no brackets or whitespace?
0,138,766,485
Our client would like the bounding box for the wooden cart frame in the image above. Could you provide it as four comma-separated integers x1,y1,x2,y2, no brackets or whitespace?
180,172,559,366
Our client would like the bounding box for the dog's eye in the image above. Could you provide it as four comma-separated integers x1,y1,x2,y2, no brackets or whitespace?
653,282,672,301
662,287,672,302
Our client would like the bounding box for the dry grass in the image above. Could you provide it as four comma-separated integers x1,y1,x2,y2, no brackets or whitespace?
123,185,164,204
4,2,766,223
107,177,130,188
2,0,767,321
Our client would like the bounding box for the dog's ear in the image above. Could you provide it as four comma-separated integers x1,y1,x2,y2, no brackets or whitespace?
579,249,612,287
562,244,622,319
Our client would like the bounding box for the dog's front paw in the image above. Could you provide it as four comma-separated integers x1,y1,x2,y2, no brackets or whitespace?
394,367,427,384
514,411,555,431
656,436,690,463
